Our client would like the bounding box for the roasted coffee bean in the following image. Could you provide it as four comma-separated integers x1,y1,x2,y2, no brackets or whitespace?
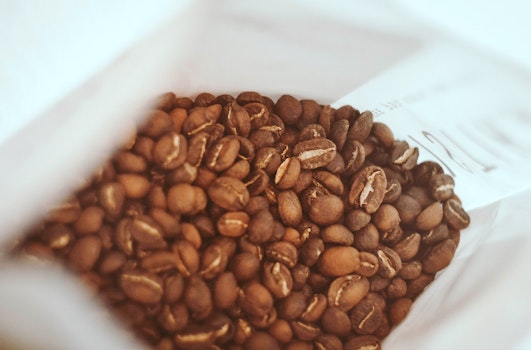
422,238,457,273
266,241,298,268
217,211,250,238
68,235,102,271
342,140,366,175
214,272,239,309
116,174,152,199
376,246,402,279
398,260,423,280
99,182,126,218
167,183,207,216
444,198,471,229
42,224,72,250
393,233,421,261
389,298,413,326
299,124,327,141
299,237,324,267
154,132,188,170
263,261,293,298
428,173,455,201
357,252,379,277
120,270,164,304
344,335,381,350
354,223,380,251
327,274,370,312
205,136,241,172
274,157,301,190
172,240,200,277
222,100,252,137
390,141,419,171
231,252,261,281
247,209,275,244
321,306,352,337
164,273,184,303
293,138,336,170
416,201,444,230
240,281,274,317
321,224,354,246
318,246,360,277
394,194,421,224
386,277,407,300
208,176,250,211
300,293,327,322
185,275,213,320
345,209,371,232
349,166,387,213
373,204,401,233
277,190,303,227
412,161,444,185
244,331,280,350
130,215,167,249
349,296,385,335
309,194,344,226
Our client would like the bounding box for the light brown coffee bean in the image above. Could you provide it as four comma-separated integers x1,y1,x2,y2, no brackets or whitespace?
223,159,251,180
313,170,345,196
114,151,147,173
342,140,366,175
416,201,444,230
390,141,419,170
200,244,228,279
214,272,239,309
42,224,72,250
376,246,402,279
318,246,360,277
274,157,301,190
349,297,385,335
389,298,413,326
357,252,379,277
266,241,298,268
263,262,293,298
130,215,167,249
371,122,394,148
300,293,327,322
354,223,380,251
327,274,370,312
309,194,344,226
240,281,274,317
293,138,337,169
321,306,351,337
428,173,455,201
68,235,102,271
99,182,125,217
299,124,327,141
205,136,241,172
230,252,261,283
171,240,200,277
149,208,181,238
349,166,387,214
394,194,421,224
423,223,449,246
217,211,250,237
386,277,407,300
444,198,470,229
222,100,252,137
398,260,423,280
277,190,303,227
158,303,188,332
347,111,373,143
46,198,81,224
247,209,274,244
208,176,250,211
422,238,457,273
405,273,434,299
245,102,271,130
167,183,207,216
393,233,421,261
268,319,293,344
114,218,134,256
329,119,350,151
140,251,180,273
344,335,381,350
164,273,184,303
153,132,188,170
184,275,213,320
73,206,105,235
345,209,371,232
120,270,164,304
244,331,280,350
320,224,354,246
182,104,221,136
275,95,302,125
299,238,324,267
140,109,172,138
181,223,202,250
372,204,401,232
116,174,151,199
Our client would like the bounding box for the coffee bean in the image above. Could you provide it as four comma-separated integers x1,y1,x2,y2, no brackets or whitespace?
290,321,320,341
413,161,444,185
393,233,421,261
200,244,229,279
309,194,344,226
99,182,125,218
386,277,407,300
389,298,413,326
240,281,274,317
354,223,380,251
344,335,381,350
373,204,401,233
347,111,373,143
300,293,327,322
422,238,457,273
214,272,239,309
342,140,366,176
130,215,167,249
167,183,207,216
390,141,419,171
217,211,250,238
444,198,471,229
231,252,261,281
222,100,252,137
266,241,298,268
185,275,213,320
376,246,402,279
293,138,336,170
327,274,370,312
349,297,385,335
116,174,152,199
171,240,200,277
244,331,280,350
208,176,250,211
318,246,360,277
153,132,188,170
263,261,293,298
416,201,443,230
398,260,423,280
349,166,387,214
277,190,303,227
357,252,379,277
274,157,301,190
120,270,164,304
205,136,241,172
321,224,354,246
68,235,102,271
321,306,352,337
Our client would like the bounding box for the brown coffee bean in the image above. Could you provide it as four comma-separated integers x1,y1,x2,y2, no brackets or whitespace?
423,223,449,246
428,173,455,201
354,223,380,251
174,326,216,349
133,136,155,163
214,272,239,309
347,111,373,143
200,244,228,279
171,240,200,277
246,209,274,244
300,293,327,322
313,170,344,196
266,241,298,268
231,252,261,281
376,246,402,278
413,161,444,185
182,105,221,136
422,238,457,273
185,275,213,320
73,205,105,235
120,270,164,304
406,273,434,299
382,178,402,204
268,319,293,344
158,303,188,332
114,151,147,173
46,198,81,224
240,281,274,317
299,238,324,267
42,224,72,250
277,190,303,227
217,211,250,237
68,235,102,271
349,166,387,214
389,298,413,326
371,122,394,148
149,208,181,238
398,261,423,280
318,246,360,277
386,277,407,300
345,209,371,232
99,182,125,217
274,157,301,190
222,100,252,137
164,273,184,303
205,136,241,172
349,297,385,335
244,102,270,130
321,224,354,246
344,335,381,350
309,194,344,226
274,95,302,125
444,198,470,229
299,124,327,141
321,306,351,337
181,223,202,250
342,140,366,175
208,176,250,211
141,109,172,138
116,174,151,199
393,233,421,261
130,215,167,249
167,183,207,216
357,252,379,277
329,119,350,151
416,201,444,230
327,274,370,312
115,218,134,256
369,275,390,292
372,204,400,232
244,331,280,350
319,105,334,135
390,141,419,170
293,138,337,169
263,261,293,298
405,185,432,208
141,251,180,273
152,132,187,170
394,194,421,224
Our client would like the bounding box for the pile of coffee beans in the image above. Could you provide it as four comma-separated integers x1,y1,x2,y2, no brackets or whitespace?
15,92,470,350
